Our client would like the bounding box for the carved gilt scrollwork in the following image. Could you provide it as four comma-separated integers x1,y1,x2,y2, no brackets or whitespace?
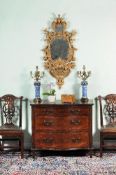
43,15,77,88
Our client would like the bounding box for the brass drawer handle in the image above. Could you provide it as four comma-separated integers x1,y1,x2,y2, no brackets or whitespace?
70,109,80,115
72,138,80,143
43,120,53,126
71,120,80,125
43,138,53,144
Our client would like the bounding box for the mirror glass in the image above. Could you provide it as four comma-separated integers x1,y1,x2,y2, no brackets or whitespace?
50,39,69,60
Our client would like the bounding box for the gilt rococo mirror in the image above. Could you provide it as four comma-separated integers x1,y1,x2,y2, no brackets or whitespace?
43,15,77,88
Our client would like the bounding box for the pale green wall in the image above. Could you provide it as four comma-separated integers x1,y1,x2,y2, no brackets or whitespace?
0,0,116,148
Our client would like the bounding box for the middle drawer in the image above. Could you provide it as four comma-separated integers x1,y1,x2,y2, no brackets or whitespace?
35,116,89,131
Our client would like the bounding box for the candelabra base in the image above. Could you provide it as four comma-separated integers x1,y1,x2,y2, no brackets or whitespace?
81,97,88,103
33,97,42,104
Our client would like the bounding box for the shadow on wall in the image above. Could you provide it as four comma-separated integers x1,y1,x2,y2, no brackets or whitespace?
73,82,80,100
93,97,100,148
23,98,32,149
20,68,35,149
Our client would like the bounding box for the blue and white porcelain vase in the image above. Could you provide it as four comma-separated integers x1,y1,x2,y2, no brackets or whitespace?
34,81,41,103
81,80,88,102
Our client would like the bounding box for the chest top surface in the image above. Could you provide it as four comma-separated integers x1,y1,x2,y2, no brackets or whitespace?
30,100,93,107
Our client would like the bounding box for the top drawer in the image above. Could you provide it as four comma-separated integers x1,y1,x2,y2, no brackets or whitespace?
33,105,90,117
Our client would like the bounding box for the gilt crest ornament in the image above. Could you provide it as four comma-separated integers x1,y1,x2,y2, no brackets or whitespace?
43,15,77,88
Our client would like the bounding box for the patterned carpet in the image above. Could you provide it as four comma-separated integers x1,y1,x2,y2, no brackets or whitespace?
0,151,116,175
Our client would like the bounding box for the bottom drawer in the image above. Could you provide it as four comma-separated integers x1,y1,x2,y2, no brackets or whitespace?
33,132,89,149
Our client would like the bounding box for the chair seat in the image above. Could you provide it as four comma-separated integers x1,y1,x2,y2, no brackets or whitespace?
0,123,22,130
0,129,24,136
101,124,116,133
0,124,24,136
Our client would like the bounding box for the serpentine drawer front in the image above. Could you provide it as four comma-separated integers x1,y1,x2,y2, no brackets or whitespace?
31,100,93,153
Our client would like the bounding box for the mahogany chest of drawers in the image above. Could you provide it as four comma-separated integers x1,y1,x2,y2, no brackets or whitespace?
31,100,93,154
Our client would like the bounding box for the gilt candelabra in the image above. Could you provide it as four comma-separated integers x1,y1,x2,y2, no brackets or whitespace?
77,65,91,102
30,66,44,103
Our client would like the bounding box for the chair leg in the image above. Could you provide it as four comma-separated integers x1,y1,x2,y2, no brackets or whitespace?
32,149,35,159
0,141,2,150
100,133,103,157
0,140,4,151
20,136,24,159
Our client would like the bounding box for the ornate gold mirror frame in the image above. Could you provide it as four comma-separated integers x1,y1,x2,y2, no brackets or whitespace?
43,15,77,88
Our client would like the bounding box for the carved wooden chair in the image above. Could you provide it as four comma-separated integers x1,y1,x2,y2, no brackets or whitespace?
0,94,24,158
98,94,116,157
